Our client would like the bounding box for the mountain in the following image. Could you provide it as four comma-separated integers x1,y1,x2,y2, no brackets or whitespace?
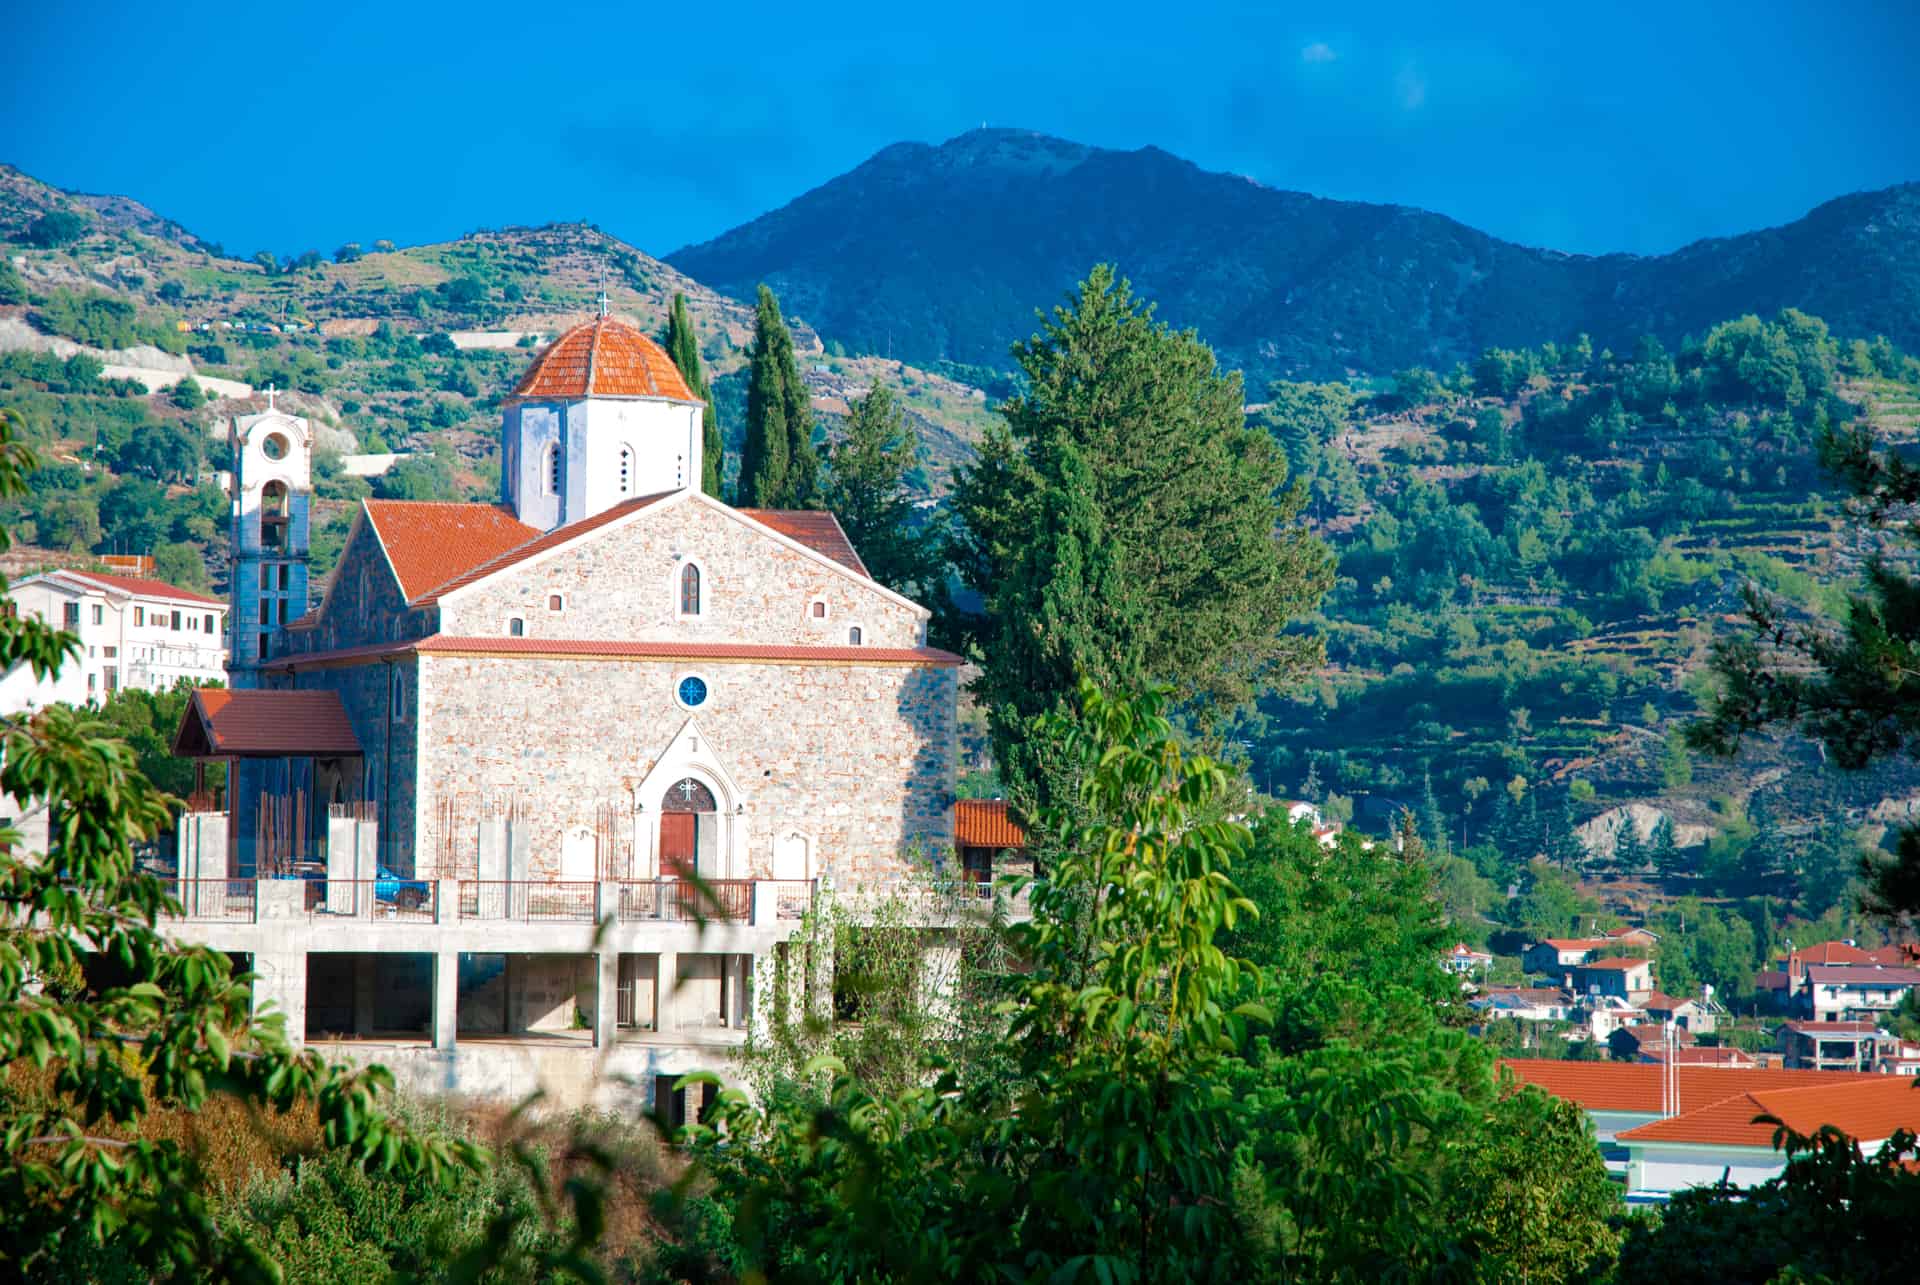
667,129,1920,385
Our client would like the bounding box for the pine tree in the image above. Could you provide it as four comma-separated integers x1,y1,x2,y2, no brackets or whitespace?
663,293,722,497
1613,815,1646,871
824,382,944,599
740,285,818,508
1546,792,1585,868
1650,814,1682,879
953,266,1333,814
1300,756,1323,804
1742,791,1782,890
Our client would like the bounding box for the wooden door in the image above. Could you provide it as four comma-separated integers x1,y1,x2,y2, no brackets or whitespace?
660,813,696,878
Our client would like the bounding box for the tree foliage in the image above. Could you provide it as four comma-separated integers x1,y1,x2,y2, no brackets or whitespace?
739,284,818,508
822,381,946,602
663,292,723,497
951,265,1333,814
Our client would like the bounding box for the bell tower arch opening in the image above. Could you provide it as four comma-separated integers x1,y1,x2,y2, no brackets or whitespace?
229,402,312,686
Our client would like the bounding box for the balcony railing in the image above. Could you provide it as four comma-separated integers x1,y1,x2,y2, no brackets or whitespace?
617,878,754,923
172,878,256,920
303,879,436,922
458,880,598,923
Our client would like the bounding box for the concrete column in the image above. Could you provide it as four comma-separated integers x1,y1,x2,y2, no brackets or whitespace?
751,880,777,926
656,950,678,1034
477,819,505,883
730,953,751,1029
598,880,620,929
595,949,619,1048
435,878,459,924
432,950,458,1049
352,954,375,1036
252,948,307,1047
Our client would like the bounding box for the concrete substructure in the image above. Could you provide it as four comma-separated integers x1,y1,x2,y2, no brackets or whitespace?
164,877,807,1111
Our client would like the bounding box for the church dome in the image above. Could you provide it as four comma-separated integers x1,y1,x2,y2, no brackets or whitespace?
510,316,698,403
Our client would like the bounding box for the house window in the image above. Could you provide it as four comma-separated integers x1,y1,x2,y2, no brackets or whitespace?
809,600,827,620
188,615,198,632
392,671,407,720
259,565,272,591
257,632,271,660
103,646,116,659
548,594,564,612
618,445,634,495
508,617,525,637
545,444,561,496
848,626,863,646
204,613,215,633
679,563,701,616
64,602,80,629
103,666,118,693
279,565,291,591
170,611,182,631
87,672,96,692
134,607,144,626
91,604,103,626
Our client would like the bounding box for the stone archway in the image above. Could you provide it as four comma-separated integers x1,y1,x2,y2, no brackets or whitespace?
660,777,718,878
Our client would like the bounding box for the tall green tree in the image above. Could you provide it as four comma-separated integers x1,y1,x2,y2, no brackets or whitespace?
822,382,945,601
663,292,723,496
951,265,1333,814
738,284,818,509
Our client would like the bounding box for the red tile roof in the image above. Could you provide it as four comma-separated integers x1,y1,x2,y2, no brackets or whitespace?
362,501,542,603
510,318,697,402
51,569,224,607
1640,1046,1756,1068
1616,1076,1920,1148
407,494,676,605
1499,1060,1881,1114
954,799,1026,848
737,509,872,577
1805,964,1920,987
1791,941,1877,967
1540,938,1613,951
1640,992,1701,1012
263,634,963,670
171,688,362,758
1576,957,1651,971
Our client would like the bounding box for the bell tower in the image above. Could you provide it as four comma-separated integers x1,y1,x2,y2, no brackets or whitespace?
228,393,312,688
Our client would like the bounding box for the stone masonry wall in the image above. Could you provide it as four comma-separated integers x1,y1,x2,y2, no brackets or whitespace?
415,653,956,888
437,495,924,649
290,515,439,655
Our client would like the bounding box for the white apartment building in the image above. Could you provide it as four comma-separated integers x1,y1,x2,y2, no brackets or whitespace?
2,569,228,711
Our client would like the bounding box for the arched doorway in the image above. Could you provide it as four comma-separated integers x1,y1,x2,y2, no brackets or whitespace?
660,777,717,878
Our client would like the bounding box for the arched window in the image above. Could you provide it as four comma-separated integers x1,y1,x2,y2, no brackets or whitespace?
544,444,561,497
679,563,701,616
508,616,525,637
261,480,289,518
618,444,634,495
848,626,863,646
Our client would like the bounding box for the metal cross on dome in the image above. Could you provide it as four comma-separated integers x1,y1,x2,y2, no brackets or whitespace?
597,288,609,318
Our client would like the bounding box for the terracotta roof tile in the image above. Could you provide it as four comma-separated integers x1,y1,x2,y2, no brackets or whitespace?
954,799,1026,848
1499,1059,1882,1114
1576,957,1651,971
50,569,224,607
511,318,697,402
1784,1020,1881,1035
737,509,872,577
171,688,361,758
1805,964,1920,986
1616,1076,1920,1148
362,501,541,603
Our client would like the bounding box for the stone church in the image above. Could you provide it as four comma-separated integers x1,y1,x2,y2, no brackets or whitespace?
196,313,960,891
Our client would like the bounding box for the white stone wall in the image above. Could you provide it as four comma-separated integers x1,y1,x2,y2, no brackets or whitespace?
415,652,956,888
439,495,925,649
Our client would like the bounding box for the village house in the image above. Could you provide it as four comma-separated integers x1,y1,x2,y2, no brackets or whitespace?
159,313,970,1112
1639,990,1720,1035
1565,956,1655,1004
1500,1060,1892,1199
2,568,227,712
1441,942,1494,976
1800,964,1920,1021
1522,937,1616,974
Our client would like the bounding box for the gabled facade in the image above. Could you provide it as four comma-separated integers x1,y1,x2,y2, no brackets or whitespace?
2,569,226,711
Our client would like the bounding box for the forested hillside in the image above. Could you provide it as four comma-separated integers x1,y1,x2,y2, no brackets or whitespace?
669,128,1920,386
1236,310,1920,945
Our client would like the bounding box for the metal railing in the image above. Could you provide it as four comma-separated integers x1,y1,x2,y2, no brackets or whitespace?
617,878,754,923
765,879,818,920
172,878,256,920
458,880,598,923
303,879,436,922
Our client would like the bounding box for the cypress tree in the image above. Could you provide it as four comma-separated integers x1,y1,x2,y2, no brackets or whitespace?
1650,814,1682,879
739,285,819,508
952,265,1333,815
1613,816,1645,871
663,293,722,497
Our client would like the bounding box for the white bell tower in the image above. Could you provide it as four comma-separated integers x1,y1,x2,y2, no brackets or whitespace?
228,391,312,687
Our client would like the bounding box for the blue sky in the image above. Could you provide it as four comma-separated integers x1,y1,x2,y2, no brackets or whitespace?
3,1,1915,261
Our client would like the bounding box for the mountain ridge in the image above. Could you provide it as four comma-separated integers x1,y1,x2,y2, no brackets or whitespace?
667,128,1920,384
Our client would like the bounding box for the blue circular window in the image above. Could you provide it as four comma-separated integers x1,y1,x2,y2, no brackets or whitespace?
677,675,709,709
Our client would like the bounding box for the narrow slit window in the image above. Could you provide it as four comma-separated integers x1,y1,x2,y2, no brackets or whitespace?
619,445,634,495
848,626,863,646
680,563,701,616
508,617,525,637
